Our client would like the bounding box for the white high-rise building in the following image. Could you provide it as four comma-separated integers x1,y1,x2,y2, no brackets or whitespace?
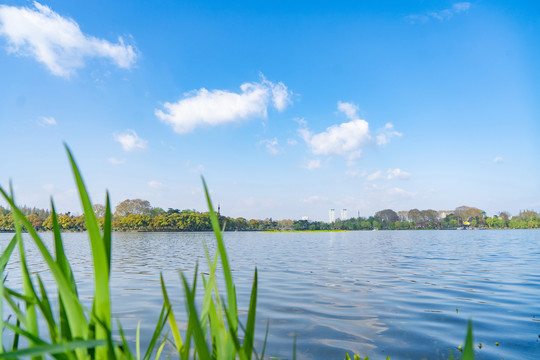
329,209,335,223
340,208,348,220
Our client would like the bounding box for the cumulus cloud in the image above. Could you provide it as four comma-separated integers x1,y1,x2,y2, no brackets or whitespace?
305,159,321,170
299,102,370,160
39,116,56,126
407,2,471,23
156,76,292,134
386,168,410,180
299,101,400,162
0,2,137,77
114,129,147,152
493,156,503,164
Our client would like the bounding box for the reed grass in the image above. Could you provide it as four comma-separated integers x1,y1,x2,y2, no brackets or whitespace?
0,145,476,359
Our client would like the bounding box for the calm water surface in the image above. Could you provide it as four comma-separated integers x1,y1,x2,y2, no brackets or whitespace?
1,230,539,359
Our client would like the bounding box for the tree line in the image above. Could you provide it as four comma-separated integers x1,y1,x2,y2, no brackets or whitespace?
0,201,539,232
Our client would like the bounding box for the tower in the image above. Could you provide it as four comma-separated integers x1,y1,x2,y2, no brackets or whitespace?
341,208,348,220
329,208,335,223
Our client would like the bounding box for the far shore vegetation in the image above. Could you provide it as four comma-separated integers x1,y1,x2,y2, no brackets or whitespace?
1,201,538,232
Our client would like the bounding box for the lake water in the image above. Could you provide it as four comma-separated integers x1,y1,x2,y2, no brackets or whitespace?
1,230,539,359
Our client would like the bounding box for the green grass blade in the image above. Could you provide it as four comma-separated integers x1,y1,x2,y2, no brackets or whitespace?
155,330,169,360
11,317,20,351
0,235,17,353
117,320,135,360
462,320,474,360
221,303,247,360
2,321,49,347
0,188,89,340
51,202,76,342
36,276,59,344
0,235,16,270
51,203,77,294
0,340,107,359
160,274,184,352
259,319,270,360
136,321,141,360
202,177,238,330
142,304,169,360
65,145,111,341
180,270,212,360
12,209,40,356
242,268,258,357
103,193,112,277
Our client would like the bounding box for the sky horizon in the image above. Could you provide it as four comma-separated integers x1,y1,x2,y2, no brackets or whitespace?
0,1,539,221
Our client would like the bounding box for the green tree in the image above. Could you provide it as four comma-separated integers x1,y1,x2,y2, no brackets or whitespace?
114,199,152,217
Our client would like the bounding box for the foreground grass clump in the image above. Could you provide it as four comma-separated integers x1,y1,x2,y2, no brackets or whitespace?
0,145,476,359
0,146,262,359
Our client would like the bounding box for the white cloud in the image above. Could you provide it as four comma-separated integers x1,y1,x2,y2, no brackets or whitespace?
367,170,383,181
0,2,137,78
387,168,411,180
376,123,402,146
38,116,56,126
299,101,400,162
305,159,321,170
108,157,125,165
114,129,148,152
148,180,165,190
156,77,292,134
407,2,471,23
299,102,370,160
493,156,503,164
260,138,281,155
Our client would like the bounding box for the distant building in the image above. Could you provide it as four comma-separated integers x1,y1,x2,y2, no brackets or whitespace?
340,208,348,220
329,208,335,223
301,216,309,221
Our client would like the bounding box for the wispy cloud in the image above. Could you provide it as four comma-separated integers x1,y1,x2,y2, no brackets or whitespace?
0,2,137,77
300,195,328,204
376,123,402,146
260,138,281,155
114,129,148,152
299,101,401,163
185,161,205,174
156,75,292,134
386,168,410,180
407,2,471,23
148,180,166,190
304,159,321,170
367,170,383,181
493,156,503,164
108,157,125,165
386,187,416,198
38,116,56,126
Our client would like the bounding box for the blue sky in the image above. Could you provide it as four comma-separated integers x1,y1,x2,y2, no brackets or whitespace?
0,1,538,220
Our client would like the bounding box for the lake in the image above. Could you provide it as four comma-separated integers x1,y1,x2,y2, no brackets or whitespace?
1,230,539,359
